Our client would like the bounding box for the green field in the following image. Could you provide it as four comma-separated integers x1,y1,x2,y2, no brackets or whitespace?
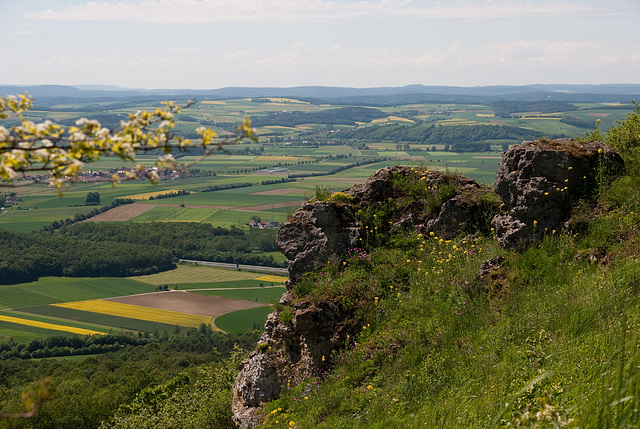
214,306,275,335
0,277,156,309
2,309,114,333
0,320,75,343
129,265,268,285
190,286,287,304
17,305,187,334
167,279,285,290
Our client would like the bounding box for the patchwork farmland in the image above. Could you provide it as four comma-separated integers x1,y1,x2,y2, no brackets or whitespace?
1,265,287,343
0,95,634,349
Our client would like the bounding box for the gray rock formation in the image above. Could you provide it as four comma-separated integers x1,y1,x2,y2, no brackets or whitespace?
232,301,354,428
348,165,498,239
492,138,623,248
276,201,360,289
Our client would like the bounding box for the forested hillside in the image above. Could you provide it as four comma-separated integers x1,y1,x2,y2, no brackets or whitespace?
0,223,280,284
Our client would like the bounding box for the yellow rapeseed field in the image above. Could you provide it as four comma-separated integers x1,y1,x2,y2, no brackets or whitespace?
53,300,211,327
123,189,183,200
255,275,289,283
264,98,309,104
0,314,105,336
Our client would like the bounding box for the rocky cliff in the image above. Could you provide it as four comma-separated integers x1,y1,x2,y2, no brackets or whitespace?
232,165,497,427
231,139,622,427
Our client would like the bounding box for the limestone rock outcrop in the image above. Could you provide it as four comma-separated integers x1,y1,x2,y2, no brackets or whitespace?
492,138,623,248
276,201,360,289
232,301,354,428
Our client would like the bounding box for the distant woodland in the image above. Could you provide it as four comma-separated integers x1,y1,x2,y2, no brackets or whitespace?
0,223,281,284
338,124,545,151
249,106,387,127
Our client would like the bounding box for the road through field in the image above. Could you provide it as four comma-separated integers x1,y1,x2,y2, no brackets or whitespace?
179,259,288,274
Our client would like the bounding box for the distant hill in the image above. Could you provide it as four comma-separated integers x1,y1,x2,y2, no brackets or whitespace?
1,83,639,106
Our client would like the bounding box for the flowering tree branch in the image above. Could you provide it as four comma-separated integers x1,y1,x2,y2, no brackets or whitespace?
0,94,257,192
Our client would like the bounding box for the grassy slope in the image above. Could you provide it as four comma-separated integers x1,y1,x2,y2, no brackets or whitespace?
258,159,640,424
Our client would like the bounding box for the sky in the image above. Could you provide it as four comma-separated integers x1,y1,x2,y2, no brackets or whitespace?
1,0,639,90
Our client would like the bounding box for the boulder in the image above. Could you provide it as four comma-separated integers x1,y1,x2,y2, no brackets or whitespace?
492,138,623,248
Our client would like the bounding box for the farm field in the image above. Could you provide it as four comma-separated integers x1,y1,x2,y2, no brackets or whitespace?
0,265,285,341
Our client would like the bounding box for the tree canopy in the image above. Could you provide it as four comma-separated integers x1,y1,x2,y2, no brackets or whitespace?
0,94,256,191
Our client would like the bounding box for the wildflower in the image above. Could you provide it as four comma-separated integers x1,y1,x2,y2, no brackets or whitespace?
367,385,373,390
568,166,573,170
598,148,603,154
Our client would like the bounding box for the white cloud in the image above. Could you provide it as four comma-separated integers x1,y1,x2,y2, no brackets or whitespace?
27,0,606,23
224,51,252,61
257,43,310,65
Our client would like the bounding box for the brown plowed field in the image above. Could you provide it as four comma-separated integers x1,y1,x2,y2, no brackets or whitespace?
88,203,156,221
105,290,266,317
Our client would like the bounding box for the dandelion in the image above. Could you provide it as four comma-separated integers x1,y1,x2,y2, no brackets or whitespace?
598,148,603,154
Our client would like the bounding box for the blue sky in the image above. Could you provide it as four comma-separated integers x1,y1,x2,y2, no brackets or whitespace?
1,0,638,89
